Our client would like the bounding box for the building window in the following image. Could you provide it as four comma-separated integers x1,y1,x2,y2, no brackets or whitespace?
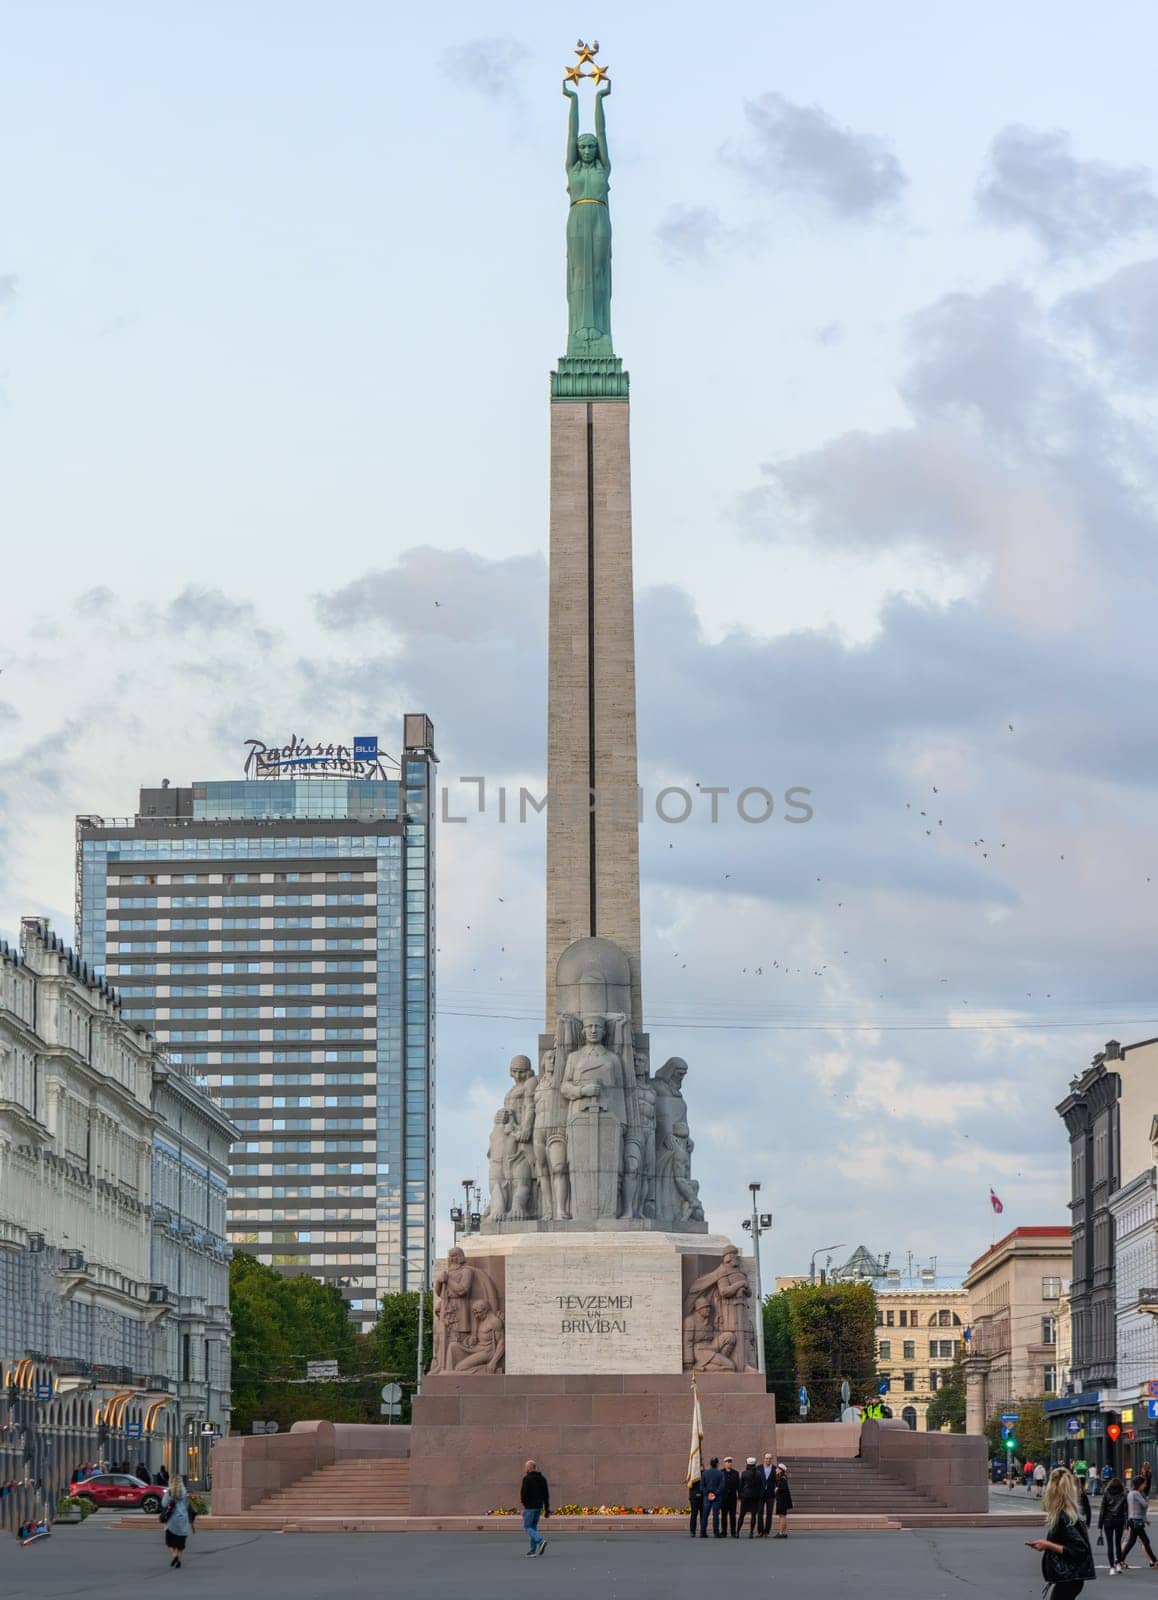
903,1340,915,1360
1042,1316,1057,1345
1042,1277,1062,1300
886,1311,895,1327
903,1372,915,1392
1043,1365,1057,1393
879,1340,891,1360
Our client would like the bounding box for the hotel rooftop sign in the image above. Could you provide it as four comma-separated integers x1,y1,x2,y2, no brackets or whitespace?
243,736,389,781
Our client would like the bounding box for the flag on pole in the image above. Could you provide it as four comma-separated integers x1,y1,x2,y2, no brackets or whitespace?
686,1375,704,1488
989,1188,1004,1214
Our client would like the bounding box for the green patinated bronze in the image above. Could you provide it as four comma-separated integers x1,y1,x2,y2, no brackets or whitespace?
551,76,628,402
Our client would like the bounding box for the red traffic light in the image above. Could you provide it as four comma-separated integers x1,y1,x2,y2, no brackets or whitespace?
1108,1423,1122,1442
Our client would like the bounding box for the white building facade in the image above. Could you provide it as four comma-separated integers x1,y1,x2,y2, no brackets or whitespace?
0,918,234,1531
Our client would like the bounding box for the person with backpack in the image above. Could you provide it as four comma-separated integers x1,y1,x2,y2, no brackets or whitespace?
159,1474,194,1569
1119,1474,1158,1570
1098,1475,1128,1574
1028,1467,1096,1598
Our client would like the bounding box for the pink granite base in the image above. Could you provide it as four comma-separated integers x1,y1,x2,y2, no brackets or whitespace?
408,1373,777,1516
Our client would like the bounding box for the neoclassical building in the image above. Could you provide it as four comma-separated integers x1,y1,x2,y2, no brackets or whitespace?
0,917,235,1531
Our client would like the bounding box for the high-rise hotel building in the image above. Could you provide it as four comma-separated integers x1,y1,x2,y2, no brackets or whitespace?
75,717,436,1327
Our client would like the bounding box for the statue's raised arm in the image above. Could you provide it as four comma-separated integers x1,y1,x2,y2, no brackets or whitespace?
563,81,580,168
594,80,611,173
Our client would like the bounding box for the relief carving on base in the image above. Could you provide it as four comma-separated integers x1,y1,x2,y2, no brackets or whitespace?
430,1247,506,1374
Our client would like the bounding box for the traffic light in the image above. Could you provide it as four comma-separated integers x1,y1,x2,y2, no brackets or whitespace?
1004,1435,1017,1451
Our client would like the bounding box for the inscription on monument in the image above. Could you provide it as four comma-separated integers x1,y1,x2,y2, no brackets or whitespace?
556,1292,633,1334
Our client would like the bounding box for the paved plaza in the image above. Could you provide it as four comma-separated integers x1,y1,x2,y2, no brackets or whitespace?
2,1523,1089,1599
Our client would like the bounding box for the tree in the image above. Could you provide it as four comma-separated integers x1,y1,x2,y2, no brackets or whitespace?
763,1282,877,1422
363,1292,433,1424
984,1397,1049,1465
229,1254,364,1432
763,1293,797,1419
925,1352,966,1433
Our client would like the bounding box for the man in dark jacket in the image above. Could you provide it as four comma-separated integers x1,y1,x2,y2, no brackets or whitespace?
757,1451,776,1536
519,1459,550,1557
689,1474,703,1538
699,1457,725,1538
719,1457,741,1538
738,1458,762,1537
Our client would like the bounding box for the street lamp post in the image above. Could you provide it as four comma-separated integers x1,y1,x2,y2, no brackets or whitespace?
810,1243,845,1285
740,1182,771,1375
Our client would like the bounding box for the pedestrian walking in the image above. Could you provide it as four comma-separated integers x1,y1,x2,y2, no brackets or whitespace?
134,1460,149,1484
1028,1467,1096,1599
771,1464,793,1538
1137,1462,1153,1499
699,1457,725,1538
738,1457,762,1538
1087,1462,1099,1499
1034,1461,1048,1499
689,1473,703,1539
1119,1476,1158,1570
719,1457,740,1538
159,1474,194,1570
518,1459,550,1558
1098,1475,1128,1573
757,1451,776,1536
1024,1459,1035,1493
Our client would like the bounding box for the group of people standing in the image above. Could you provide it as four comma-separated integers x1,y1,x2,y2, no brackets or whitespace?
1030,1461,1158,1595
691,1454,792,1540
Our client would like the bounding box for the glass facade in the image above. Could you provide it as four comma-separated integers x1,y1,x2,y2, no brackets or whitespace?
75,743,435,1325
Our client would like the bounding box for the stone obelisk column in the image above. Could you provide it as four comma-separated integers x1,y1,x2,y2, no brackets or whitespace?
545,70,641,1031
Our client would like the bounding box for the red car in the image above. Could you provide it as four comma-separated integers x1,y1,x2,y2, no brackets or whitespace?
68,1472,162,1513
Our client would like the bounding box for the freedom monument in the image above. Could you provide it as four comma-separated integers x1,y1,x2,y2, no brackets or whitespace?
408,46,777,1514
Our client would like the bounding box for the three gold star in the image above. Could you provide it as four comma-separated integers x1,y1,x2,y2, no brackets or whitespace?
565,39,609,86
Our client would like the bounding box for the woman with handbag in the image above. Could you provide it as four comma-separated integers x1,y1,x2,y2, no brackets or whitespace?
1028,1468,1096,1598
159,1474,194,1569
1119,1475,1158,1570
771,1464,793,1539
1098,1476,1128,1573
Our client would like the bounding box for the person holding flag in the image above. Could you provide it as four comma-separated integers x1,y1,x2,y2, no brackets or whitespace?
687,1375,704,1538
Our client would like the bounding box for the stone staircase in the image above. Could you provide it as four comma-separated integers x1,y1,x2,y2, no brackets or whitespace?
246,1458,411,1520
778,1455,943,1515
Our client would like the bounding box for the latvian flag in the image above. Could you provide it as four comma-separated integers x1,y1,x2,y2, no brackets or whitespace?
989,1187,1004,1215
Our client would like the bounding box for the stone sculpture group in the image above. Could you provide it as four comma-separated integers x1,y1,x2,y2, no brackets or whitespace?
486,1037,703,1228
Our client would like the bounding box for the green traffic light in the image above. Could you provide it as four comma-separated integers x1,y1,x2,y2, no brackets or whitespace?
1005,1438,1017,1450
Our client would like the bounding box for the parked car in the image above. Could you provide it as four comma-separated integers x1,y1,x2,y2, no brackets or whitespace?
68,1472,162,1513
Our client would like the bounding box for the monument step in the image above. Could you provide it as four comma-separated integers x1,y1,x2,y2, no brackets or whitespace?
246,1459,412,1520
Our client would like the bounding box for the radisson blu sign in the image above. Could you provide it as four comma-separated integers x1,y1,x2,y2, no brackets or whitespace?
243,736,386,781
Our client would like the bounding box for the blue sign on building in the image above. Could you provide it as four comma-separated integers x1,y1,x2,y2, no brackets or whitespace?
125,1421,142,1438
1066,1417,1083,1435
1147,1400,1158,1421
34,1383,52,1401
353,736,378,762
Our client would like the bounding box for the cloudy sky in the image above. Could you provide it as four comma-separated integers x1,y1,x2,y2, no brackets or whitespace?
5,0,1158,1282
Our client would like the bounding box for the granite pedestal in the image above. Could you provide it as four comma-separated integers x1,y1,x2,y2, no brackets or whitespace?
408,1371,777,1516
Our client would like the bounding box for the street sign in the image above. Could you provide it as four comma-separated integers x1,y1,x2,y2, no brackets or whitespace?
1066,1418,1082,1436
878,1380,890,1395
1147,1400,1158,1420
1147,1381,1158,1399
34,1383,52,1401
840,1380,851,1406
1000,1412,1020,1423
380,1383,402,1404
380,1402,401,1418
798,1387,809,1404
250,1420,281,1435
306,1360,339,1381
125,1422,142,1439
